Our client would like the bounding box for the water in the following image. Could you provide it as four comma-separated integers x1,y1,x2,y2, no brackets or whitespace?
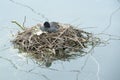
0,0,120,80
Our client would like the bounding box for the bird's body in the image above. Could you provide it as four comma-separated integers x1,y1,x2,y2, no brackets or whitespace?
40,21,60,33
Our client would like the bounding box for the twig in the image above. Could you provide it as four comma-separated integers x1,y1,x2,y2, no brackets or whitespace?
11,20,25,30
52,27,69,44
9,0,49,21
72,29,85,48
0,56,18,69
101,5,120,33
76,55,89,80
90,55,100,80
19,68,52,80
23,16,26,27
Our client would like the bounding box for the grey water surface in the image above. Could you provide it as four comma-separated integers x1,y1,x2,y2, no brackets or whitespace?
0,0,120,80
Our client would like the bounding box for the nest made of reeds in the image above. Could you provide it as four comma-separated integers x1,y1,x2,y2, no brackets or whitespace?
12,22,100,67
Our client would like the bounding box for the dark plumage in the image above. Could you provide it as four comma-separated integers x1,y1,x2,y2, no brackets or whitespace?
40,21,60,33
44,22,50,28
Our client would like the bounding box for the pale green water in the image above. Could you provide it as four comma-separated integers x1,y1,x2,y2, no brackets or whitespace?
0,0,120,80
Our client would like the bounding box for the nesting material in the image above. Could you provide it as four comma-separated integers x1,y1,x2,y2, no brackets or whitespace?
12,22,98,67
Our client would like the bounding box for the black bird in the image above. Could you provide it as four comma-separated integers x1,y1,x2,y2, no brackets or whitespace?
40,21,59,33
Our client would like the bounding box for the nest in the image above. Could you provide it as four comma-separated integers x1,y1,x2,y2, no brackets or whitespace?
12,22,99,67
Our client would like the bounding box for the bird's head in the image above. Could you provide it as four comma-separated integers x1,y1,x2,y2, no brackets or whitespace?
44,21,50,28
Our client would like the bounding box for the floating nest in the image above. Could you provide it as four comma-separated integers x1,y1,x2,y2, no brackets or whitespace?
12,22,100,67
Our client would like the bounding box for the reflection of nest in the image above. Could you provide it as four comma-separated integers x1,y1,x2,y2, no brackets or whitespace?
12,22,99,67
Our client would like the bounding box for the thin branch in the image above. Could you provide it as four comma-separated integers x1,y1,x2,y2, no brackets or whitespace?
19,68,52,80
11,20,25,30
9,0,49,21
0,56,18,69
52,27,69,44
101,5,120,33
90,55,100,80
76,55,90,80
23,16,26,27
